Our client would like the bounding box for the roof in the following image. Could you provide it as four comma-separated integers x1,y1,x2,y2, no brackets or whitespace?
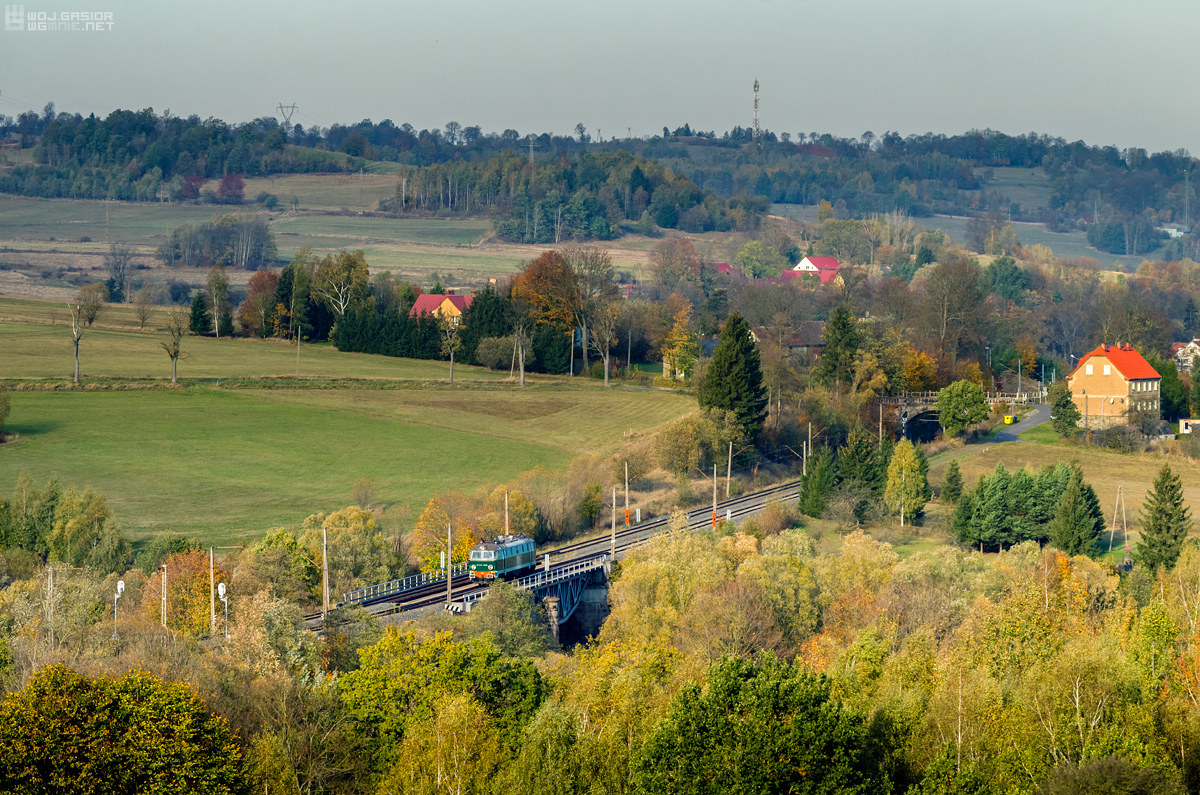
1070,343,1161,381
793,255,841,272
750,321,826,349
817,269,841,284
1173,342,1189,353
409,293,472,318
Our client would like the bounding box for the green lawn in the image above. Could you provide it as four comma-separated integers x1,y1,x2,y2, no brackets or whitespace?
1018,423,1062,445
0,320,511,382
0,390,571,544
0,308,697,545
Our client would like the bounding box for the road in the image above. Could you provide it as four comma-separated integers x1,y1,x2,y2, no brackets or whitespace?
993,404,1051,443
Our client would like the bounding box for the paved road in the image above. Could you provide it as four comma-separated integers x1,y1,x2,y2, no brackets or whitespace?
993,404,1051,442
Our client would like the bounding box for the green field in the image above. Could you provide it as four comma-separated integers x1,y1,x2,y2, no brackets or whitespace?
0,302,696,544
0,384,692,544
272,216,490,246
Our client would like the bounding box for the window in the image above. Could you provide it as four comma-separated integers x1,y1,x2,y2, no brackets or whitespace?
1103,364,1111,375
1086,364,1093,375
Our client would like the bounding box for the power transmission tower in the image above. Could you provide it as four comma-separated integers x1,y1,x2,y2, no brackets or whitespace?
277,103,297,132
526,134,541,165
752,79,760,140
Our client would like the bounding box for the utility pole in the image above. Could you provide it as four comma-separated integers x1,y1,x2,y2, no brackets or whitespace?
726,441,733,497
712,465,718,528
878,403,883,442
624,462,630,526
610,487,616,561
209,548,216,635
446,523,453,606
322,528,330,622
161,564,167,627
1018,358,1022,399
505,489,510,535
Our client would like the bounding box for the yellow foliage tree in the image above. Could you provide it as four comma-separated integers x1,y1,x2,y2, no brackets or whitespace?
479,486,539,539
413,494,479,571
902,347,938,392
141,549,227,634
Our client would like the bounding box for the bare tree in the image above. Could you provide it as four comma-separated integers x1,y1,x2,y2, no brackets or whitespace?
102,244,134,303
132,286,159,330
562,246,618,375
506,295,533,387
160,306,187,383
67,284,108,384
589,301,620,387
438,314,462,384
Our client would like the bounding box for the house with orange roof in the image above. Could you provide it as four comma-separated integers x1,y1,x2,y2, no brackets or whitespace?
409,290,473,326
1066,343,1161,429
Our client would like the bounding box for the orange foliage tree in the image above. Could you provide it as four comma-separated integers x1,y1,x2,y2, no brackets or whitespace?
141,549,227,634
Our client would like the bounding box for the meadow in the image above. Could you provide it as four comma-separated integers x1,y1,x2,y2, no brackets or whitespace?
926,429,1200,558
0,300,697,545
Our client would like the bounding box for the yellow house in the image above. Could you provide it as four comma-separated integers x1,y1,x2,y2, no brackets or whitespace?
1066,343,1161,429
409,291,473,325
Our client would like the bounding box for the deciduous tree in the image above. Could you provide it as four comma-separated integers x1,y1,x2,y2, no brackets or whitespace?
66,283,108,384
160,305,187,383
0,664,242,795
937,380,989,437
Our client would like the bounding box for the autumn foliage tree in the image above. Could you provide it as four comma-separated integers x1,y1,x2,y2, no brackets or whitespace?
0,664,242,794
142,549,228,634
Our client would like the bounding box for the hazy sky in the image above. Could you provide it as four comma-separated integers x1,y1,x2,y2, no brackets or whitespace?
1,0,1198,153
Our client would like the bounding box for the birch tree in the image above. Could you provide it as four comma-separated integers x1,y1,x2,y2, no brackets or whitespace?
67,283,107,384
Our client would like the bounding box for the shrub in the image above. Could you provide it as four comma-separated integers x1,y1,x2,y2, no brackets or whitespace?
474,336,516,370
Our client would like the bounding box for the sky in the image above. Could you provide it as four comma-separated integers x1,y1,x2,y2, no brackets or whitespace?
1,0,1198,153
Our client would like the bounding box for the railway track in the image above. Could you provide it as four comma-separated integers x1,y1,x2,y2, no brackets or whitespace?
303,478,801,626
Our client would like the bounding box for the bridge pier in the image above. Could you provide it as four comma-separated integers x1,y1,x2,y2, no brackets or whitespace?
544,597,560,645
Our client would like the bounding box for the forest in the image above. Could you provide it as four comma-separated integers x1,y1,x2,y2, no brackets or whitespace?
4,104,1198,258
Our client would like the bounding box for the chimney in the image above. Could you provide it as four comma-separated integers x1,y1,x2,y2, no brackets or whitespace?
447,288,456,295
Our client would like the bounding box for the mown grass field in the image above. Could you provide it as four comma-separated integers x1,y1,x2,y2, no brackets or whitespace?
0,298,696,545
0,385,693,546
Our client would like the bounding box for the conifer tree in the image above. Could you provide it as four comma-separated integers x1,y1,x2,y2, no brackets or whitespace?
1047,381,1081,437
913,443,933,505
873,435,895,497
813,304,860,389
942,459,963,505
838,426,877,487
1047,467,1104,556
188,292,210,336
698,310,768,440
799,449,836,517
1140,463,1193,570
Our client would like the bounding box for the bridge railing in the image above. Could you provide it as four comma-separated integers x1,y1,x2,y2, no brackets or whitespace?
876,390,1045,407
344,562,468,604
455,554,610,607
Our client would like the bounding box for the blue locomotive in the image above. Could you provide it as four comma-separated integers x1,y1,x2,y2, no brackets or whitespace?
468,534,537,580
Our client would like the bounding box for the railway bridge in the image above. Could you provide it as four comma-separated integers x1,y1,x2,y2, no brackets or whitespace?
307,480,801,635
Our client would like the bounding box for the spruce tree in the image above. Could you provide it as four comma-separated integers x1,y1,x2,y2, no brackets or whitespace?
838,426,877,487
698,310,768,440
1047,381,1081,437
799,449,835,517
188,292,210,336
942,460,963,505
1047,468,1104,556
813,304,860,389
1140,463,1193,570
873,435,896,497
913,444,933,506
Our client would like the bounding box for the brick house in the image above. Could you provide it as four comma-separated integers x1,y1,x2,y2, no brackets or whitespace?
1066,343,1161,429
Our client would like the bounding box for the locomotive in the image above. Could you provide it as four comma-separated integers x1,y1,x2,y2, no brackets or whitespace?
468,534,537,580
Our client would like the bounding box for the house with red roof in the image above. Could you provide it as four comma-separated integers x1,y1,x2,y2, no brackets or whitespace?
790,255,842,285
1066,343,1161,429
409,290,473,325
